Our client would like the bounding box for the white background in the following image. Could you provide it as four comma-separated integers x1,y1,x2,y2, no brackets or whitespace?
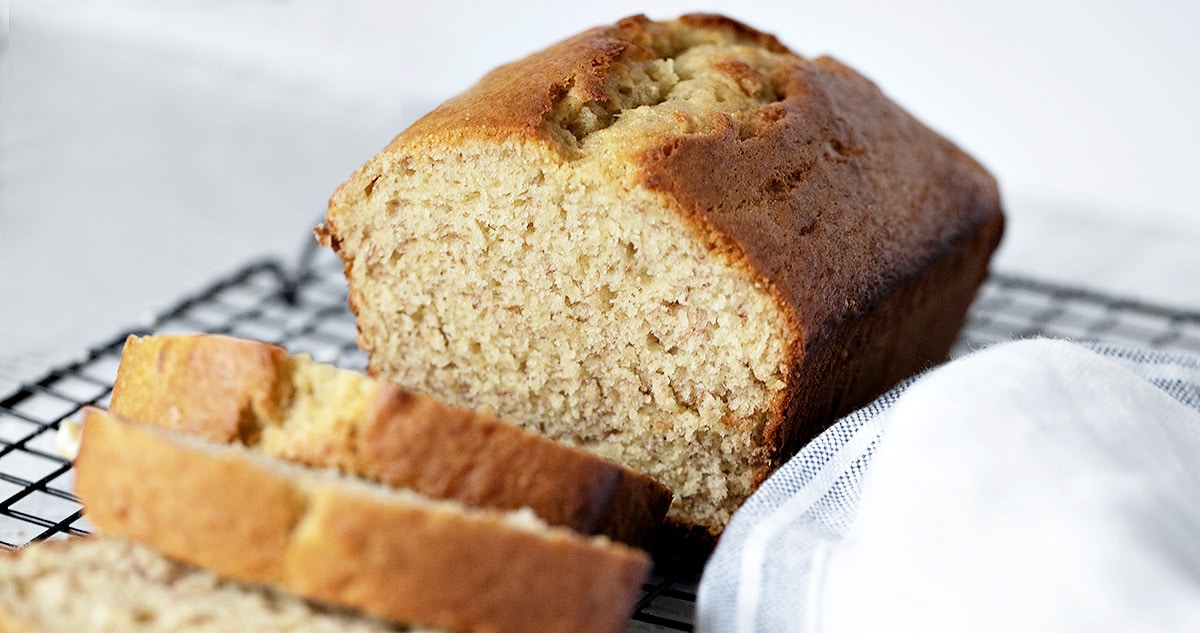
2,0,1199,394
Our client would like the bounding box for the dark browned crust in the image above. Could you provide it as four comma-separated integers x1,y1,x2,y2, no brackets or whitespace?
767,206,1005,477
650,518,722,559
110,334,672,546
74,409,650,633
633,54,1003,487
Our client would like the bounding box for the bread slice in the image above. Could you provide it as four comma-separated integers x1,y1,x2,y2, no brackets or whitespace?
318,13,1004,539
0,537,440,633
108,333,671,546
72,407,649,633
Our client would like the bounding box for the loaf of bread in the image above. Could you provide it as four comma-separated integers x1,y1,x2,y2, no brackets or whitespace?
319,14,1004,539
73,407,649,633
0,538,440,633
108,333,670,545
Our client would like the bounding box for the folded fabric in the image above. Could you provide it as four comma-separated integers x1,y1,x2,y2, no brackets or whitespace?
697,338,1200,633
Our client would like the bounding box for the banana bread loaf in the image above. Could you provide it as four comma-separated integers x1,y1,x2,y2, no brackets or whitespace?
108,333,671,545
319,13,1004,539
73,408,649,633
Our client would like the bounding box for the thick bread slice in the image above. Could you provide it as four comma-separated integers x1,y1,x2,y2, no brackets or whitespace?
319,13,1005,539
0,537,439,633
73,408,649,633
108,333,671,546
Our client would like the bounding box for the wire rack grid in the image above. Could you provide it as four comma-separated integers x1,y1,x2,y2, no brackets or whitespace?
2,247,1199,632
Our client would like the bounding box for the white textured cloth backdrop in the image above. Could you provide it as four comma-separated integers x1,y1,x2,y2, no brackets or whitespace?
698,338,1200,633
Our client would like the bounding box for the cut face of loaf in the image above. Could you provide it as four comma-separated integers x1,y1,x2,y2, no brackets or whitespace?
0,538,437,633
73,408,650,633
321,14,1004,537
108,334,670,545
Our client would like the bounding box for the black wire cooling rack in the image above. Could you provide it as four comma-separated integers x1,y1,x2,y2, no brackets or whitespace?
3,244,1199,631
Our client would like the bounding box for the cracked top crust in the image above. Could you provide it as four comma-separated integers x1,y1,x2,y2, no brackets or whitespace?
388,14,789,151
338,13,1001,342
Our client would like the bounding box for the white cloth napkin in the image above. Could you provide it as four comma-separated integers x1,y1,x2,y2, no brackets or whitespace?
697,338,1200,633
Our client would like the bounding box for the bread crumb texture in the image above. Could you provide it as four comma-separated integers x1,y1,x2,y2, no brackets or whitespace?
544,16,791,152
0,538,427,632
324,16,800,534
256,354,380,473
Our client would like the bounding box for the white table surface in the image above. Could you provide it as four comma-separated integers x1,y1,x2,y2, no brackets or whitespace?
3,0,1199,397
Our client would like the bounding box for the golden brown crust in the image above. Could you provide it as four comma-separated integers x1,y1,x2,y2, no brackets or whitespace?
111,334,672,545
764,207,1005,478
288,490,647,633
326,13,789,214
361,385,671,545
73,409,650,633
74,408,305,584
109,334,289,443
